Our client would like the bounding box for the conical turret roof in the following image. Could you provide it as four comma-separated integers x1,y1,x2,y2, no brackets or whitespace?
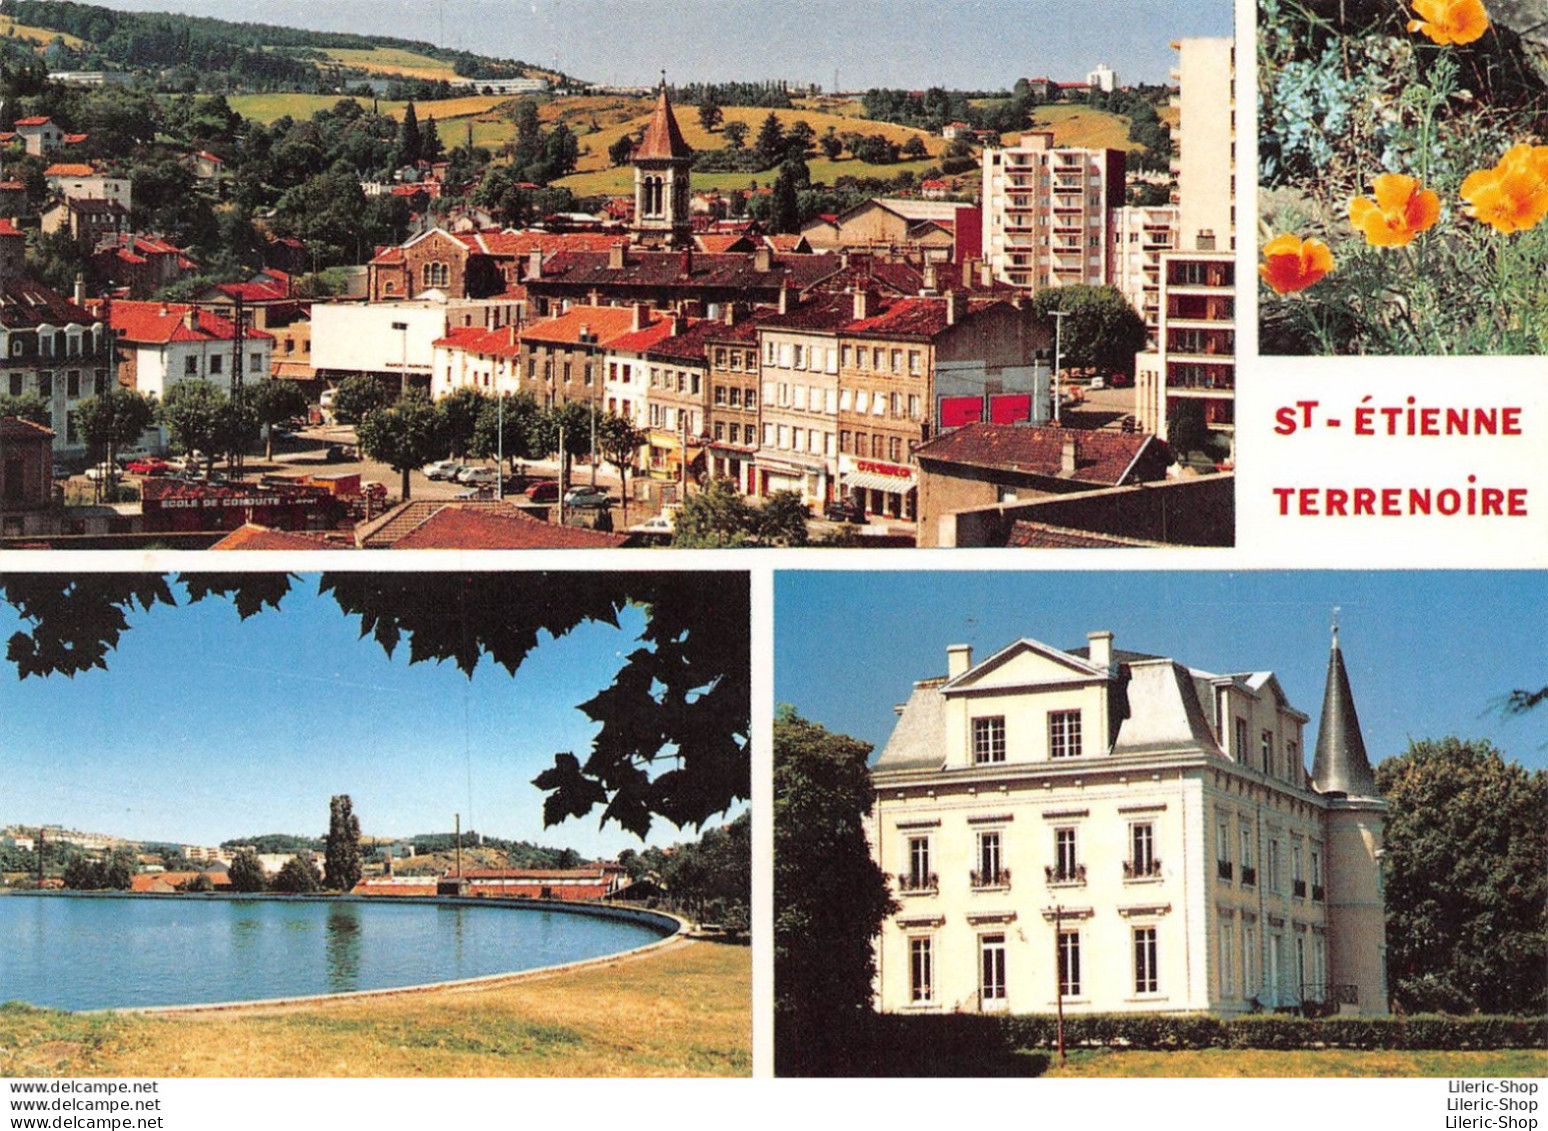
636,83,693,161
1311,627,1379,798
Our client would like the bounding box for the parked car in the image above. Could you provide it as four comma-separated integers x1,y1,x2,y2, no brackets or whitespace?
83,462,117,482
1088,376,1107,391
424,460,465,481
525,480,560,503
563,485,613,509
456,466,499,486
125,457,171,476
824,497,865,524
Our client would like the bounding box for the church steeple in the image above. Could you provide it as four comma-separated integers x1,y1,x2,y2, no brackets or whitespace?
1311,624,1380,798
632,76,693,247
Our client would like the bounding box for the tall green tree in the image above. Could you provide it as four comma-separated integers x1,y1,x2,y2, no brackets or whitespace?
323,794,363,893
722,120,748,150
470,391,543,473
0,392,51,427
272,851,322,894
248,378,309,460
1376,737,1547,1015
227,847,267,893
672,481,808,548
329,374,391,425
76,387,156,500
754,112,786,168
397,100,421,166
698,97,724,132
438,387,487,459
774,710,896,1075
355,394,450,499
159,380,225,472
594,411,646,523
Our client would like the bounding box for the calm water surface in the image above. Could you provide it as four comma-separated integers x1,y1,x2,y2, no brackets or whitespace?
0,895,669,1011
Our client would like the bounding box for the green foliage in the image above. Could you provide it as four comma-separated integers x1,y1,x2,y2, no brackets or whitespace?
774,710,897,1076
657,811,750,928
438,387,487,459
248,379,308,459
356,394,450,499
607,133,635,167
220,833,319,855
1258,0,1548,354
397,100,421,166
1,573,750,838
697,98,723,133
329,374,391,425
722,120,748,150
672,480,809,548
227,848,267,893
1028,285,1147,377
470,391,543,468
753,112,786,168
271,851,322,894
323,794,363,893
1375,737,1548,1015
0,391,52,427
158,380,225,465
59,846,136,891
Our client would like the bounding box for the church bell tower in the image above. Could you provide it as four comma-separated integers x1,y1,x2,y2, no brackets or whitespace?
633,77,694,248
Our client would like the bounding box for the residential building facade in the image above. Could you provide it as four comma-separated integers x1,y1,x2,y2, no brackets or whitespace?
870,628,1388,1017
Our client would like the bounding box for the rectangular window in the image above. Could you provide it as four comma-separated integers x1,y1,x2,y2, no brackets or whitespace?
910,937,934,1003
65,410,77,443
1216,817,1232,881
8,373,20,396
1240,826,1254,885
1134,926,1159,994
1234,716,1248,762
980,933,1006,1003
729,387,741,407
972,716,1006,764
185,356,198,376
1311,849,1323,901
66,371,79,398
1268,838,1282,893
907,836,931,891
973,831,1004,887
908,394,920,419
1129,822,1156,878
207,353,222,375
1287,741,1299,781
1058,931,1081,996
745,388,756,409
1049,710,1081,758
1292,843,1306,898
889,436,902,462
854,390,869,414
1261,730,1274,774
714,421,725,441
841,344,853,368
1243,925,1257,995
714,385,727,406
909,350,921,374
1054,827,1078,882
37,372,52,398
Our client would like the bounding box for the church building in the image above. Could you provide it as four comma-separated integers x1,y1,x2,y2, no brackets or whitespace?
869,627,1388,1017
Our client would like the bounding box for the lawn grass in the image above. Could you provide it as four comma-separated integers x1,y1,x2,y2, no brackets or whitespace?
1022,105,1136,151
0,16,86,49
0,938,749,1078
1043,1047,1548,1078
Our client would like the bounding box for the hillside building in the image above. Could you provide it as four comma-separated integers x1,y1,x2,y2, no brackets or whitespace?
870,626,1388,1017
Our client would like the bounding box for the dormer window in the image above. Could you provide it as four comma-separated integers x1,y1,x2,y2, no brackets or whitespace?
1049,710,1082,758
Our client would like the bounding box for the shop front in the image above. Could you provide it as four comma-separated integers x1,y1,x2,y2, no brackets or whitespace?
839,456,917,521
754,454,829,508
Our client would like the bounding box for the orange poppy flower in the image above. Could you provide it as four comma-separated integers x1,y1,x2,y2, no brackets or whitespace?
1349,174,1442,246
1259,234,1334,294
1460,144,1548,234
1407,0,1490,45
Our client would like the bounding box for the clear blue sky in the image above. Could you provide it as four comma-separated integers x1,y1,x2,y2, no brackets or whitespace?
93,0,1232,89
0,576,727,856
775,571,1548,773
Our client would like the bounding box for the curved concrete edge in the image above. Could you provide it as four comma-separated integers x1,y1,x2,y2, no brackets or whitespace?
63,899,691,1017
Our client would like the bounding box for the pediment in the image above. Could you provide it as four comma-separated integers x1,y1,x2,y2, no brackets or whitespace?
944,638,1105,694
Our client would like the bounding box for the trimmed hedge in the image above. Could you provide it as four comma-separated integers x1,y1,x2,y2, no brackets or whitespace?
872,1012,1547,1053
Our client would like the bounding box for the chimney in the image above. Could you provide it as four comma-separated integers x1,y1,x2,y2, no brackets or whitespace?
672,312,688,336
754,244,773,272
609,243,627,270
73,272,85,306
853,288,876,321
723,301,743,326
778,283,791,315
681,248,693,275
979,261,994,288
840,248,851,269
184,306,199,332
1087,630,1114,672
945,288,962,325
526,248,543,280
633,302,650,332
921,262,938,294
962,257,976,290
946,643,973,679
508,324,518,347
1061,436,1078,476
159,302,169,316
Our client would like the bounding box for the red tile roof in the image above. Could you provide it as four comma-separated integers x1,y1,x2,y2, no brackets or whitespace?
519,304,654,347
635,86,693,160
209,524,344,550
916,423,1158,486
695,234,754,254
432,323,521,358
534,249,840,295
1006,522,1164,548
108,301,272,344
646,318,724,363
605,317,680,355
13,117,53,127
62,133,88,145
44,163,96,177
387,503,630,549
0,281,95,330
845,295,1003,340
0,218,24,237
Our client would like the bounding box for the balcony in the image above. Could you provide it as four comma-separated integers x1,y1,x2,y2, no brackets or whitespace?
1044,863,1086,886
1241,865,1257,886
1293,879,1307,898
971,868,1011,890
1312,883,1326,902
898,872,938,895
1123,858,1162,879
1217,859,1233,882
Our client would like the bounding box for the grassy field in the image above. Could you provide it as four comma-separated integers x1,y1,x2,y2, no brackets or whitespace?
0,15,86,49
1044,1047,1548,1078
1021,105,1136,151
0,938,749,1078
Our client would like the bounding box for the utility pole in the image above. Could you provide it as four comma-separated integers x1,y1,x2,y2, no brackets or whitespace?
556,422,566,525
1055,903,1067,1065
231,292,245,479
1050,309,1068,426
496,394,504,501
454,812,462,885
